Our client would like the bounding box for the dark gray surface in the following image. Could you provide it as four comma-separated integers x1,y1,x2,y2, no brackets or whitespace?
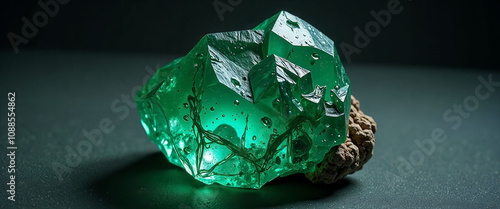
0,50,499,208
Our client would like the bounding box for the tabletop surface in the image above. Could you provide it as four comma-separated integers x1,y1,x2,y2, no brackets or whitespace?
0,50,499,208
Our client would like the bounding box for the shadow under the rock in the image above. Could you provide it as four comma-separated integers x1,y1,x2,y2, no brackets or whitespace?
92,152,357,209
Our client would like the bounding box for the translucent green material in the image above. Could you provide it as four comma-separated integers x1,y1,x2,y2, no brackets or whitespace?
136,11,351,189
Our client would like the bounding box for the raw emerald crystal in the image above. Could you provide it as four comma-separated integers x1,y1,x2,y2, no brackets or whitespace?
136,11,351,189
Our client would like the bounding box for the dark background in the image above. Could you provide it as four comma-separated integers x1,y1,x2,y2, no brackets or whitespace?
1,0,500,209
1,0,499,69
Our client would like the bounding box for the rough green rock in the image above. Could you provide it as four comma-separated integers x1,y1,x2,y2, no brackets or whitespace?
136,11,351,189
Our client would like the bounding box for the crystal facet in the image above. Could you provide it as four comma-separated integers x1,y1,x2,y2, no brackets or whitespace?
136,11,351,189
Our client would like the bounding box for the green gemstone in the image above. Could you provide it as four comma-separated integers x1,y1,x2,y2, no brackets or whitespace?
136,11,351,189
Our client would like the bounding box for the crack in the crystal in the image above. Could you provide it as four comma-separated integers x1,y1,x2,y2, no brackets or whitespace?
152,51,328,187
262,116,309,167
187,83,314,186
151,97,195,175
199,152,236,177
241,114,249,149
187,93,263,179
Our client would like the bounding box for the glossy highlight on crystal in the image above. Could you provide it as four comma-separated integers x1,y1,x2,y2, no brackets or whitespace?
136,11,351,189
